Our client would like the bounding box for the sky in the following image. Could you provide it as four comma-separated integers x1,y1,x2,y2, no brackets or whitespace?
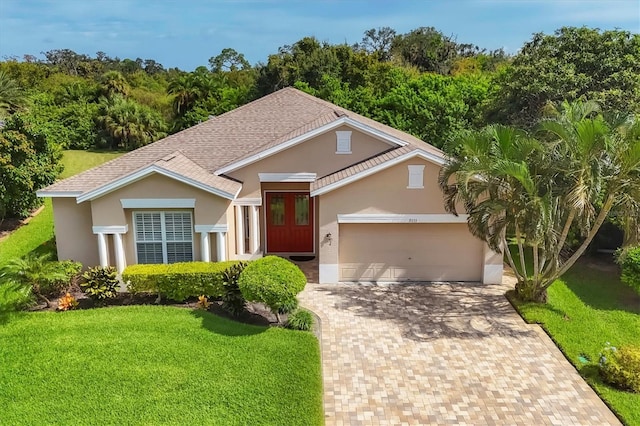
0,0,638,71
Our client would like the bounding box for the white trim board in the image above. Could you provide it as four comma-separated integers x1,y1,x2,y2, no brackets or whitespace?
194,224,229,233
36,190,83,198
120,198,196,209
337,214,469,224
214,116,410,175
311,149,445,197
77,166,239,203
258,172,317,182
233,197,262,206
93,225,129,234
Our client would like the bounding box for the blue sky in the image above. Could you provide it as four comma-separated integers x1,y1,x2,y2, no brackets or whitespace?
0,0,638,71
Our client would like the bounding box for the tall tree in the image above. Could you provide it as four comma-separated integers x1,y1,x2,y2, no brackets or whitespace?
98,96,166,150
391,27,458,74
489,27,640,126
209,48,251,73
358,27,397,61
440,101,640,302
0,71,25,115
0,115,62,220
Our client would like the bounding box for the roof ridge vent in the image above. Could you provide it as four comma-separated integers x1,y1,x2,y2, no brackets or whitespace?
334,110,347,118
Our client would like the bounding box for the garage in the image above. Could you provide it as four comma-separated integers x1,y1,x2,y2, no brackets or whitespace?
338,223,483,282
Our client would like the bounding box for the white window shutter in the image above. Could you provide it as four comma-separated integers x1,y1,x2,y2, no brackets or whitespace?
335,131,352,153
407,165,425,189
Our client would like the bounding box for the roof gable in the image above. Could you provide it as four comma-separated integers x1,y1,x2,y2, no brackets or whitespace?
214,116,410,175
74,152,241,202
311,148,446,196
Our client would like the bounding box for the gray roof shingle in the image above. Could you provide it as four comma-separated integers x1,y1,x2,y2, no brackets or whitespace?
41,87,444,198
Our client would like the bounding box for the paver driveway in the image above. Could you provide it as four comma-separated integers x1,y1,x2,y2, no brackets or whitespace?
298,281,620,425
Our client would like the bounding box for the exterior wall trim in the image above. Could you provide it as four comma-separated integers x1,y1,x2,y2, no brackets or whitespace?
92,225,129,234
311,150,446,196
214,116,409,175
232,197,262,206
258,172,317,183
120,198,196,208
337,214,469,224
194,224,229,233
77,165,239,203
319,263,339,284
36,191,83,198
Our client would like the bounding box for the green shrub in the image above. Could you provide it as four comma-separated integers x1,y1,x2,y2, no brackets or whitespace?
81,266,119,302
278,297,299,315
0,254,80,306
48,260,82,293
238,256,307,322
0,281,33,314
599,343,640,393
616,246,640,293
286,308,314,331
221,261,248,317
123,261,239,302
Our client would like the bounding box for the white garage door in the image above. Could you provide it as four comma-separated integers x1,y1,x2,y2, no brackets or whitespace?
339,223,483,282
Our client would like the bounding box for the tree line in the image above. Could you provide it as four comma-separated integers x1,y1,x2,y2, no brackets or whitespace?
0,26,638,220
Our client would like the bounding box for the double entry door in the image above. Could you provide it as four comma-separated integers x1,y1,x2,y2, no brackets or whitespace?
265,192,314,253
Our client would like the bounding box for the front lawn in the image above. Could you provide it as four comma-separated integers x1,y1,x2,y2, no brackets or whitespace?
512,261,640,425
0,306,323,425
0,150,122,265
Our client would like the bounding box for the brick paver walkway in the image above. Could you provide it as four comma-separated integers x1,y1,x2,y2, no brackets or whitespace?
298,280,620,425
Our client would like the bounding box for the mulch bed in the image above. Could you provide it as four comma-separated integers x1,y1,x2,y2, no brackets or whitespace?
31,285,280,327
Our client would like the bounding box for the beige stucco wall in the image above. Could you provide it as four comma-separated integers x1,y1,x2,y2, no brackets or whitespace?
88,173,230,266
229,126,391,198
317,157,501,283
52,197,99,267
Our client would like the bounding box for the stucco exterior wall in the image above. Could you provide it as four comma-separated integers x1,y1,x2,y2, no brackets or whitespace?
52,197,99,267
228,126,391,198
87,173,230,266
317,157,502,283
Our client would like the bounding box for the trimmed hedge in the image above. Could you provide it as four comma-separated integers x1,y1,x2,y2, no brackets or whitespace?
123,261,240,301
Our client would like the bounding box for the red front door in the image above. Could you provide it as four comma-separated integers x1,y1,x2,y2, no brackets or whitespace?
266,192,314,253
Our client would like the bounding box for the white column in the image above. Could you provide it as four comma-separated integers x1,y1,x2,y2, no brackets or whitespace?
201,232,211,262
113,233,126,273
97,233,108,267
251,205,259,253
235,206,244,255
216,232,227,262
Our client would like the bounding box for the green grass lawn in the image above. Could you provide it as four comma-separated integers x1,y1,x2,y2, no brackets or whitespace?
0,306,323,425
0,150,123,265
60,149,124,179
511,261,640,425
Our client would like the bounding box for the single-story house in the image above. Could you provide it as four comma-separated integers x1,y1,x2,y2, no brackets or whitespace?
37,88,503,284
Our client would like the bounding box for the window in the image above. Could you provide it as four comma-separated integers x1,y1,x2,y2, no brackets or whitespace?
242,206,250,254
134,211,193,264
294,194,310,225
407,165,425,189
336,130,352,154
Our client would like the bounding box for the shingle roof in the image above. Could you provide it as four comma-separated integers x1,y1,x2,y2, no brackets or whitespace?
41,87,445,198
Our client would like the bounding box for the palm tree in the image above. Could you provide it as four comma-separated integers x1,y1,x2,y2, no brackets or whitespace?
0,253,68,307
99,70,130,98
0,71,25,115
98,96,166,150
440,100,640,302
